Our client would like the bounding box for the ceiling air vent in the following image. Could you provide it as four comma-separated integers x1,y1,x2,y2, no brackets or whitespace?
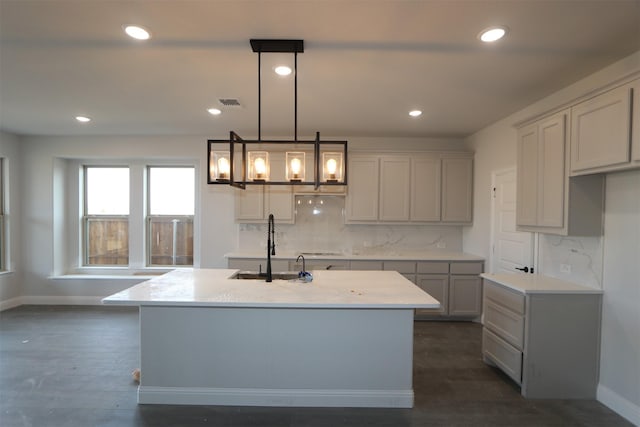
219,98,242,108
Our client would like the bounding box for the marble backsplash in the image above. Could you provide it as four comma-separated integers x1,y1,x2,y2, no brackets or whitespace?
538,234,603,289
238,195,463,255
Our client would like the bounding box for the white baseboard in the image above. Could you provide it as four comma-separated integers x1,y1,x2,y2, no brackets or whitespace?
138,386,414,408
598,384,640,426
1,295,105,310
0,296,23,311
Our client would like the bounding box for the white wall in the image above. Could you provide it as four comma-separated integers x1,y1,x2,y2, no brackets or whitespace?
464,50,640,424
598,170,640,425
0,131,22,309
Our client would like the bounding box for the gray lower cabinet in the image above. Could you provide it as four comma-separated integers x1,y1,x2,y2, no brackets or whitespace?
482,278,602,398
415,261,483,318
227,256,484,319
415,274,449,316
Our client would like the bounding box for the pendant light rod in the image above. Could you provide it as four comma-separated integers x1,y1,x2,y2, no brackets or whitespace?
250,39,304,142
258,51,262,142
294,51,298,142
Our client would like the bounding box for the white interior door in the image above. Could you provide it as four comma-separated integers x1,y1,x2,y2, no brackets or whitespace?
490,168,534,274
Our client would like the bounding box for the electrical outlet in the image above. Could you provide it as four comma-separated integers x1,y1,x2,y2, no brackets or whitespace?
560,264,572,274
437,241,446,248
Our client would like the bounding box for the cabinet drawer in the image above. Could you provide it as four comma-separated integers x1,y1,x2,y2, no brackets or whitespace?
349,260,383,270
484,300,525,350
383,261,416,274
450,262,483,275
484,281,525,315
417,261,449,274
483,328,522,385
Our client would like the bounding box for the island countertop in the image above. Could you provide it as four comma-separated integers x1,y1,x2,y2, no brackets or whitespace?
102,268,440,309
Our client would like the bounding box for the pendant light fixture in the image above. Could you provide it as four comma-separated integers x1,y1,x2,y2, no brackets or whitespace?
207,39,348,190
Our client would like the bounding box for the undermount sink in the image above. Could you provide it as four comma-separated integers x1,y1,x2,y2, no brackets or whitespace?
230,271,301,280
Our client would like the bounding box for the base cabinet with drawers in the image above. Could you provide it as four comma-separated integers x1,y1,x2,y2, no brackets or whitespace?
481,275,602,399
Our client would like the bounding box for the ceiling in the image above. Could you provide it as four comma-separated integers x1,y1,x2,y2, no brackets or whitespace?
1,0,639,139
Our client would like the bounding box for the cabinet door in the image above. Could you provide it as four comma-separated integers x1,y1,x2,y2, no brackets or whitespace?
346,157,379,221
267,187,294,223
632,79,640,162
441,157,473,223
415,274,449,315
266,153,294,223
571,84,632,172
234,186,264,221
379,157,411,221
537,113,566,227
516,124,539,226
411,157,441,221
449,275,482,316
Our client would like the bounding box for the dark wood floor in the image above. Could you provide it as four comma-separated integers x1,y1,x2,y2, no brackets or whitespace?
0,305,632,427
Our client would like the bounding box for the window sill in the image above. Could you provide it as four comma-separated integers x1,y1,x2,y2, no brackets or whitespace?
50,268,183,280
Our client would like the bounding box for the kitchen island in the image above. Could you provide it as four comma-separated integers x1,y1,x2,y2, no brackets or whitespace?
102,268,439,408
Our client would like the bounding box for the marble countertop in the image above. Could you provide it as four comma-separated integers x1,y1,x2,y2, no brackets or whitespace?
102,268,440,309
225,251,484,262
481,273,603,294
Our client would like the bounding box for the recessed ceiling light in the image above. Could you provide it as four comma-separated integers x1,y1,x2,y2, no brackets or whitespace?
409,110,422,117
274,66,292,76
124,25,151,40
75,116,91,123
478,26,508,43
207,108,222,116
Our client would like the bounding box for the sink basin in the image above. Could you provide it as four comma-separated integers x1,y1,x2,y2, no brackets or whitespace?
230,271,301,280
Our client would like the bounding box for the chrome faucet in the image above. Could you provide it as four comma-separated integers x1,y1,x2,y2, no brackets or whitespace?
266,214,275,282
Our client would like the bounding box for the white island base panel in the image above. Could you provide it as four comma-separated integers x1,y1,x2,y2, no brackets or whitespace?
138,305,415,408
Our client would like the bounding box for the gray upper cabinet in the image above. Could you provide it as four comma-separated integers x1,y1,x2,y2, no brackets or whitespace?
346,152,473,224
570,79,639,175
379,157,411,221
345,156,380,221
441,157,473,223
516,109,604,236
410,157,441,221
516,111,566,228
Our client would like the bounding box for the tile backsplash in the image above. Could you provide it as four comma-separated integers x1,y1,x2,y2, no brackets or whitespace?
238,195,463,255
538,234,603,289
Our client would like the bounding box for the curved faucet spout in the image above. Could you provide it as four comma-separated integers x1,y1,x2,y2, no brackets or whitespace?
296,254,306,274
266,214,275,282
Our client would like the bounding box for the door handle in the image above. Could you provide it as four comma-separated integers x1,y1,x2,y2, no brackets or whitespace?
515,266,529,273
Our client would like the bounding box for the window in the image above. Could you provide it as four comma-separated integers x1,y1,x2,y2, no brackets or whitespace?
147,167,194,266
83,166,130,266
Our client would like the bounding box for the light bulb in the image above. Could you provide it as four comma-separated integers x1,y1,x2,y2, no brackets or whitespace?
291,158,301,174
254,157,266,177
217,157,230,179
326,158,337,174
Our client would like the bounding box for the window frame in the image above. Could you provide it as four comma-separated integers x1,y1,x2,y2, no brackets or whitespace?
82,165,130,267
68,158,199,276
145,165,195,267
